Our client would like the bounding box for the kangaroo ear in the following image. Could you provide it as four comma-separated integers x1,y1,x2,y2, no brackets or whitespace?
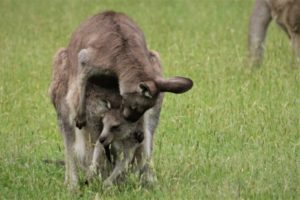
155,76,193,93
138,81,158,99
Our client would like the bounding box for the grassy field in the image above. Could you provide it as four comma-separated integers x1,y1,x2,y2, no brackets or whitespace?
0,0,300,199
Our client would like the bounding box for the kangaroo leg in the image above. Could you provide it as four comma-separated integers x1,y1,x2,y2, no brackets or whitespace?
291,34,300,61
85,141,106,183
139,128,157,185
58,115,79,191
138,94,163,185
103,145,137,187
287,4,300,61
248,0,272,65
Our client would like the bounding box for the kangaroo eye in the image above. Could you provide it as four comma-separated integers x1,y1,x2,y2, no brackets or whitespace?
110,125,120,132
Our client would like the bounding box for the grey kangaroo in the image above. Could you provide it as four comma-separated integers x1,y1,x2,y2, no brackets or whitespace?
87,103,145,187
79,76,121,180
49,48,163,189
249,0,300,65
57,11,193,187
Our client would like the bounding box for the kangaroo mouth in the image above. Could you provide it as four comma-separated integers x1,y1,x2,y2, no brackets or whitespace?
125,114,141,122
99,136,113,146
104,145,112,163
103,139,112,146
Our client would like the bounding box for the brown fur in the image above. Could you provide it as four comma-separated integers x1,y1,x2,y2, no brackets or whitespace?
249,0,300,65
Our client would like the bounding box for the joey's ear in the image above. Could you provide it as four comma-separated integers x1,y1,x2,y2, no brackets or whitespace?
138,81,158,99
155,76,193,93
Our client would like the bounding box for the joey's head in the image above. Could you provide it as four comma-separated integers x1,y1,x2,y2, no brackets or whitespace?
99,107,135,146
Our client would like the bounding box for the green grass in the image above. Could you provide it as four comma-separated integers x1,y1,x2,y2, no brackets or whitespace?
0,0,300,199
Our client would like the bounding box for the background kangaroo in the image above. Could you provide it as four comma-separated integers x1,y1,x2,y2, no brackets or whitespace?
249,0,300,65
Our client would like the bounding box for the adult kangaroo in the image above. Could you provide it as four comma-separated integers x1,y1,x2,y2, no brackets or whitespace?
64,11,193,185
249,0,300,65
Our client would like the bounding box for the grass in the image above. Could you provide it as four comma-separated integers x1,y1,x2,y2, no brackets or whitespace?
0,0,300,199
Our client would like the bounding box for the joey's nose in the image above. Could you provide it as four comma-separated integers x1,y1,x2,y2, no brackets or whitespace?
134,131,144,143
99,137,106,144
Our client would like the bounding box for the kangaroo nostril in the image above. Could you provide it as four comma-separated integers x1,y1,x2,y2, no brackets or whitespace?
134,131,144,143
99,137,106,144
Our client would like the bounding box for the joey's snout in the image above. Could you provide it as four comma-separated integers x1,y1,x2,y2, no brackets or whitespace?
99,136,106,144
99,132,112,146
134,131,144,143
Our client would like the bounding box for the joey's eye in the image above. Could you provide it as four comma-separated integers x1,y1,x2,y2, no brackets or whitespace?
110,125,120,132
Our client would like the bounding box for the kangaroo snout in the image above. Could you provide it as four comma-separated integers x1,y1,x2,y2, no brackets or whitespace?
134,131,144,143
99,136,106,144
99,133,112,146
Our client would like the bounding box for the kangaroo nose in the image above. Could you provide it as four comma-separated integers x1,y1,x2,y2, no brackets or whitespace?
134,131,144,143
99,136,106,144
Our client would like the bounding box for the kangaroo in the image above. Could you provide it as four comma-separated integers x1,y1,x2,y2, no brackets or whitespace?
51,11,193,188
249,0,300,65
49,48,161,189
64,11,192,185
85,53,164,187
78,78,121,179
86,103,145,187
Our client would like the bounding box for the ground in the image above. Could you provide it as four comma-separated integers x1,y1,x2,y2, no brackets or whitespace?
0,0,299,199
